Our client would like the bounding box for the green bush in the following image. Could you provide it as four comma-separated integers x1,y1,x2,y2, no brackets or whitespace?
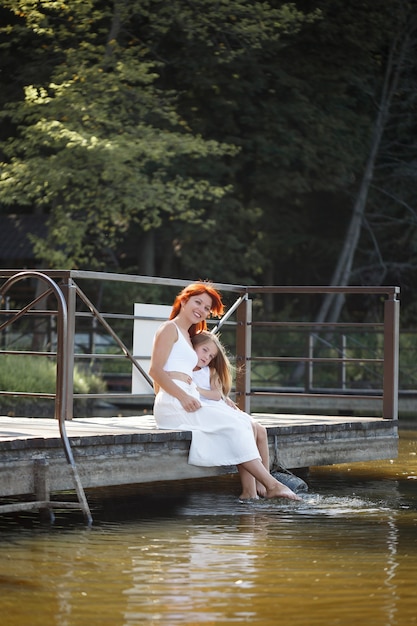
0,355,106,394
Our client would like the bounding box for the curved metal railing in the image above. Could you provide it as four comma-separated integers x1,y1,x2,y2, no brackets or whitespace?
0,271,92,524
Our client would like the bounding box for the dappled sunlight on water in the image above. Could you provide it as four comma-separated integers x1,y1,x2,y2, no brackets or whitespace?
1,427,417,626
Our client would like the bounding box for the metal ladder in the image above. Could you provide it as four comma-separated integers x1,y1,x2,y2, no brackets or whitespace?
0,271,92,525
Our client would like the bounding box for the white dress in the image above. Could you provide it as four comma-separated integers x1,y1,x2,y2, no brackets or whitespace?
153,324,260,467
193,365,259,425
193,366,241,411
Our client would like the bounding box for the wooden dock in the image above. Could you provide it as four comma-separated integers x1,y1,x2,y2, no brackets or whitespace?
0,413,398,518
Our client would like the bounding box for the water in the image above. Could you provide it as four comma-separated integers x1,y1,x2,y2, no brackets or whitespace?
1,426,416,626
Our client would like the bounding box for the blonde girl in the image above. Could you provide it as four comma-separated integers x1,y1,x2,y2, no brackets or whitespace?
191,331,271,499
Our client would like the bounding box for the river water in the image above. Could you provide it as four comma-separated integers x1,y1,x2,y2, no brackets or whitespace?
1,424,416,626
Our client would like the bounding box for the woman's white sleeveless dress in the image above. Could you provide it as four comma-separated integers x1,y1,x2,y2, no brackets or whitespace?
153,325,260,467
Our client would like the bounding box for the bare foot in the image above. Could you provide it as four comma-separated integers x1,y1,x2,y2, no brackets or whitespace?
266,484,302,501
256,481,267,498
239,491,259,501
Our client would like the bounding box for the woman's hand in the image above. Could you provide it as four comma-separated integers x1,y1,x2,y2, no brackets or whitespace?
180,393,202,412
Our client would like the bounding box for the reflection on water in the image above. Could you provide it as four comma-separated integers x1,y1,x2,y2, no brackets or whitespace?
1,427,417,626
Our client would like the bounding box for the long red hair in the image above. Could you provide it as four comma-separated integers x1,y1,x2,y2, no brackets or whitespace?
169,281,224,336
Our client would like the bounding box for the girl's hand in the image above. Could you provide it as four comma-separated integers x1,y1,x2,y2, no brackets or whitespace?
181,394,202,412
225,396,238,410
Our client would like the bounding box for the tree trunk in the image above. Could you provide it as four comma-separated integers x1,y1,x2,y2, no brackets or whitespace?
139,230,156,276
317,25,410,325
290,24,411,384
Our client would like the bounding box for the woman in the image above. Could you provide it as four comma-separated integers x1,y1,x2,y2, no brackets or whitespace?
149,281,301,501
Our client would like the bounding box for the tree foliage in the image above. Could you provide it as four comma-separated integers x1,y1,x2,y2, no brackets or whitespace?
309,0,417,324
1,0,417,321
0,0,238,268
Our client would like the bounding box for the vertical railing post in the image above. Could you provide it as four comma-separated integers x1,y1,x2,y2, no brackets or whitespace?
235,294,252,413
60,277,76,420
339,334,347,391
306,333,314,392
383,289,400,420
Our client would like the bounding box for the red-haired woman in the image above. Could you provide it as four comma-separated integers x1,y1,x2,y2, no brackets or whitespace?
149,282,301,502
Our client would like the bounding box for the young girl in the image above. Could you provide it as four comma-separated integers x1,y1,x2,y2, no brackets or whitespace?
191,330,270,499
150,281,301,502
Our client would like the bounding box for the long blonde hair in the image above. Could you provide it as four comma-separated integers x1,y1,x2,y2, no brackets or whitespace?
191,330,233,396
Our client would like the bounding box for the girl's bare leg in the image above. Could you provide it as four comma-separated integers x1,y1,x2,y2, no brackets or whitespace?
252,422,269,497
239,459,302,501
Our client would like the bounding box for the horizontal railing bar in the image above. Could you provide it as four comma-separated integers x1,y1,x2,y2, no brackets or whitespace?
0,388,396,400
73,311,228,324
249,391,383,401
0,309,57,316
250,356,383,364
0,270,72,279
246,285,399,296
0,271,399,296
251,321,384,328
0,350,57,357
75,311,136,320
0,311,385,327
0,391,56,398
74,353,148,359
69,271,245,292
73,393,153,399
74,353,129,359
0,390,153,400
250,385,383,393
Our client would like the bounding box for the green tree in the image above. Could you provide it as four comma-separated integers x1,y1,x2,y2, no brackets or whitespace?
130,0,379,287
141,0,417,302
1,0,416,321
0,0,237,269
122,0,321,281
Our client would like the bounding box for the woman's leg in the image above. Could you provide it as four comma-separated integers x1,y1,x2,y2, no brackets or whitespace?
238,458,302,501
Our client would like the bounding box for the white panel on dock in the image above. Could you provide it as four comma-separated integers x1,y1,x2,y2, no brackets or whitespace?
132,303,171,394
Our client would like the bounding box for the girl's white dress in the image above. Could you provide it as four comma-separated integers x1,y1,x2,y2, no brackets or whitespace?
153,324,260,467
193,365,237,410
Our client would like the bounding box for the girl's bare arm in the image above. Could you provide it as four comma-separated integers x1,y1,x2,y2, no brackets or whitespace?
195,369,222,401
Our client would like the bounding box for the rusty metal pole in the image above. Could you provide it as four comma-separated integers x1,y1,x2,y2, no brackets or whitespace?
235,294,252,413
59,277,76,421
383,288,400,420
0,271,92,524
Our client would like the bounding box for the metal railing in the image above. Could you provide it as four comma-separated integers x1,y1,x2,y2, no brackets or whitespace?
0,271,92,523
234,285,399,419
0,270,400,422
